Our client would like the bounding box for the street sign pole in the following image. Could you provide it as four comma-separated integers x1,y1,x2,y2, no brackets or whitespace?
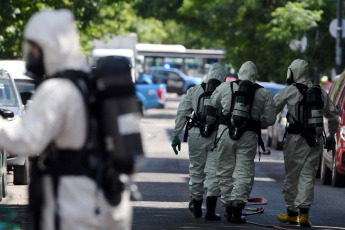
336,0,343,75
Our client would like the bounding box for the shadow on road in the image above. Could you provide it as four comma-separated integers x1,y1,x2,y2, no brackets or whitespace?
139,157,190,174
143,114,177,120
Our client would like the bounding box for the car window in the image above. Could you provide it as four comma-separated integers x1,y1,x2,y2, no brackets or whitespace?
168,72,181,80
0,79,18,107
14,80,36,94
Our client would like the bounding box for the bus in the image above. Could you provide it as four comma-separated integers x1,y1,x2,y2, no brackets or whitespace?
136,43,228,79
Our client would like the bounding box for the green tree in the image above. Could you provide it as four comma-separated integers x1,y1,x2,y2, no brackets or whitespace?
0,0,133,57
134,0,340,83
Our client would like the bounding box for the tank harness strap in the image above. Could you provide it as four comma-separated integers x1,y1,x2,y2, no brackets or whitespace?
183,84,206,142
201,82,206,91
183,116,191,142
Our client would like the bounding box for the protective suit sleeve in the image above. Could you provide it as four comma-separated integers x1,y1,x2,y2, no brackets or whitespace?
273,87,289,115
322,90,339,136
173,87,194,137
260,90,277,128
0,79,71,156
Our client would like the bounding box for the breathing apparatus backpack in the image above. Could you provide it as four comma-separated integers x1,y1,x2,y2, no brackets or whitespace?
217,80,265,151
183,78,221,141
29,57,144,228
287,83,324,147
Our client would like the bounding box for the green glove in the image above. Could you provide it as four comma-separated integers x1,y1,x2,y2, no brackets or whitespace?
324,136,336,152
171,136,181,155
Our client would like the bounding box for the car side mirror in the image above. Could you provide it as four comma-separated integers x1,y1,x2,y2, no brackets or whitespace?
0,108,14,119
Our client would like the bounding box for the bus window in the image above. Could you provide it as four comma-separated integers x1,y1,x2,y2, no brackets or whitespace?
165,57,183,70
185,58,203,78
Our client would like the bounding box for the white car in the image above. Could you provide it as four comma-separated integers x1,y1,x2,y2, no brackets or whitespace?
0,61,35,189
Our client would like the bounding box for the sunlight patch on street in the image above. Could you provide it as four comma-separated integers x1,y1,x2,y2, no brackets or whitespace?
134,172,189,183
254,177,276,182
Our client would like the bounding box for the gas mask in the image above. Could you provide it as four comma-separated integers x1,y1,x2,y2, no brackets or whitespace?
23,40,46,84
286,67,295,85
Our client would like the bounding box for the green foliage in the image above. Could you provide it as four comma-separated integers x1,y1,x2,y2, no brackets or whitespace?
134,0,340,83
0,0,128,57
266,2,322,43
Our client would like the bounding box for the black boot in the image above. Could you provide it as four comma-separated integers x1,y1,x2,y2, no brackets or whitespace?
225,203,232,222
189,198,202,218
231,201,246,224
299,208,312,227
205,196,221,221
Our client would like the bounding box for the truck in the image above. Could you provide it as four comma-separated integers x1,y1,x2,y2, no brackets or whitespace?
90,34,167,111
138,66,202,95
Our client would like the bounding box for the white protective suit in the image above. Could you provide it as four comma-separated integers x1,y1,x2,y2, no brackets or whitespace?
274,59,339,212
0,10,132,230
210,61,276,205
173,63,226,200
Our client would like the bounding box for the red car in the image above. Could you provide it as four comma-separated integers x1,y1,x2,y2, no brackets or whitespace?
320,73,345,187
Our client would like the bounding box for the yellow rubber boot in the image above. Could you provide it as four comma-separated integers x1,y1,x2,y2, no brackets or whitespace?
277,209,299,225
299,208,312,227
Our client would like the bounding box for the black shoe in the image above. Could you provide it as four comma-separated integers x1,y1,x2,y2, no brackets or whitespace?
189,199,202,218
205,196,221,221
225,204,232,222
231,201,246,224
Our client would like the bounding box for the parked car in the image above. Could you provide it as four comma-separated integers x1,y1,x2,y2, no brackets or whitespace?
135,84,166,113
138,66,202,95
259,82,286,150
320,73,345,187
0,60,35,187
0,66,26,200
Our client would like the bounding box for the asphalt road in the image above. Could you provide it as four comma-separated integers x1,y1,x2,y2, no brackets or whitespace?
1,93,345,230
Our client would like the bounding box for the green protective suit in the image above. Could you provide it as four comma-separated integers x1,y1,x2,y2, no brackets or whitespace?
173,63,226,200
210,61,276,205
274,59,339,212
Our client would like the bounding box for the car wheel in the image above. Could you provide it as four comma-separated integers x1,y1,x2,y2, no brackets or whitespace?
266,135,272,147
320,155,332,185
2,151,7,197
271,133,278,150
315,154,322,179
331,153,345,187
136,99,144,117
277,141,284,150
13,157,30,185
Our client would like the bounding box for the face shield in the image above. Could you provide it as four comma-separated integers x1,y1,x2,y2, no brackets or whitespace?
23,40,46,84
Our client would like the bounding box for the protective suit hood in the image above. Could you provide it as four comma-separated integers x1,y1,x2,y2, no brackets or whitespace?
206,63,226,82
238,61,258,83
288,59,311,85
24,9,89,76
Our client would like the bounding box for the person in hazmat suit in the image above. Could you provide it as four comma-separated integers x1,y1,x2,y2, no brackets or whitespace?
0,10,132,230
171,63,226,221
274,59,339,227
210,61,276,224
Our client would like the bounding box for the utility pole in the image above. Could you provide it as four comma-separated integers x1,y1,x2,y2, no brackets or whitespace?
336,0,343,75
